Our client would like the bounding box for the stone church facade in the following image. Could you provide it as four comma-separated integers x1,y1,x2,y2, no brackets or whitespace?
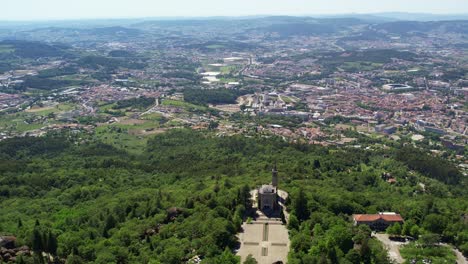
258,165,279,211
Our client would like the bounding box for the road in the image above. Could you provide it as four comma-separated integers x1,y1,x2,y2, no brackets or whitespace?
332,41,346,52
82,100,95,114
374,233,405,264
442,243,467,264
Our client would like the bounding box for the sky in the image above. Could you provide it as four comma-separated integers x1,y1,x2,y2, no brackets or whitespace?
2,0,468,21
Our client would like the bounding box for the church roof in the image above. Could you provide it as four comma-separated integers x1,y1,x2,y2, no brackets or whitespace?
259,184,275,194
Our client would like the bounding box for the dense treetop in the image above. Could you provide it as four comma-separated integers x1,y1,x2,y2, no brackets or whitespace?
0,129,466,263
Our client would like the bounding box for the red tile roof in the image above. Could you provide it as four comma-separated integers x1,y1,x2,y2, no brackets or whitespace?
353,213,403,223
381,214,404,222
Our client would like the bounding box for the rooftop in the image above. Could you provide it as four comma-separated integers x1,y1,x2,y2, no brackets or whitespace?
259,184,275,194
353,212,404,222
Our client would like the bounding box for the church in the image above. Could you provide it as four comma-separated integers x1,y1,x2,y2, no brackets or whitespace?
258,165,279,211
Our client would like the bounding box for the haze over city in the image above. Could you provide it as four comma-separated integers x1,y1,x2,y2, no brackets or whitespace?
2,0,468,20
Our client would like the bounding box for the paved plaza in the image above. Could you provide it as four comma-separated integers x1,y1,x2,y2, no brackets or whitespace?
237,190,290,264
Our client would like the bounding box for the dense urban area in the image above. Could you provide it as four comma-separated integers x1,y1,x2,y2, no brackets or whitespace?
0,14,467,264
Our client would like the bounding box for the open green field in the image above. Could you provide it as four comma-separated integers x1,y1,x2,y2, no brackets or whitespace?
219,77,238,83
26,103,76,115
203,64,222,72
220,65,239,74
7,122,44,132
140,112,165,121
342,61,383,72
0,113,46,132
206,44,225,49
281,95,297,104
0,45,14,53
94,118,172,154
105,121,159,131
0,103,77,133
97,103,117,113
52,74,93,81
161,99,207,111
94,123,155,154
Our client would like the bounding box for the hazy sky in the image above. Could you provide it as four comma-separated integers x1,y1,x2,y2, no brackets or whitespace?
2,0,468,20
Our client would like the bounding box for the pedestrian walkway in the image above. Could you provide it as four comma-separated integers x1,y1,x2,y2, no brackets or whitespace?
237,190,289,264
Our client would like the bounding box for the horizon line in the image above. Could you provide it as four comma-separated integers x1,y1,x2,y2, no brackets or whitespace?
1,11,468,23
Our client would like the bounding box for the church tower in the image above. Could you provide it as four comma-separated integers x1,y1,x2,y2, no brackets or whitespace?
272,163,278,188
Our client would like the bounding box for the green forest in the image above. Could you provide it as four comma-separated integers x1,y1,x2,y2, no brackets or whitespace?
0,129,467,263
183,89,251,106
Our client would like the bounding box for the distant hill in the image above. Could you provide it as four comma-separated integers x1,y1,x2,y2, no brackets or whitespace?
371,12,468,22
372,20,468,35
1,16,467,42
257,18,366,37
85,26,142,36
0,40,70,59
302,12,468,22
0,26,143,43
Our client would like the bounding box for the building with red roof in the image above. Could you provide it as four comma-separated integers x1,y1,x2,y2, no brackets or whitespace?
352,212,404,230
